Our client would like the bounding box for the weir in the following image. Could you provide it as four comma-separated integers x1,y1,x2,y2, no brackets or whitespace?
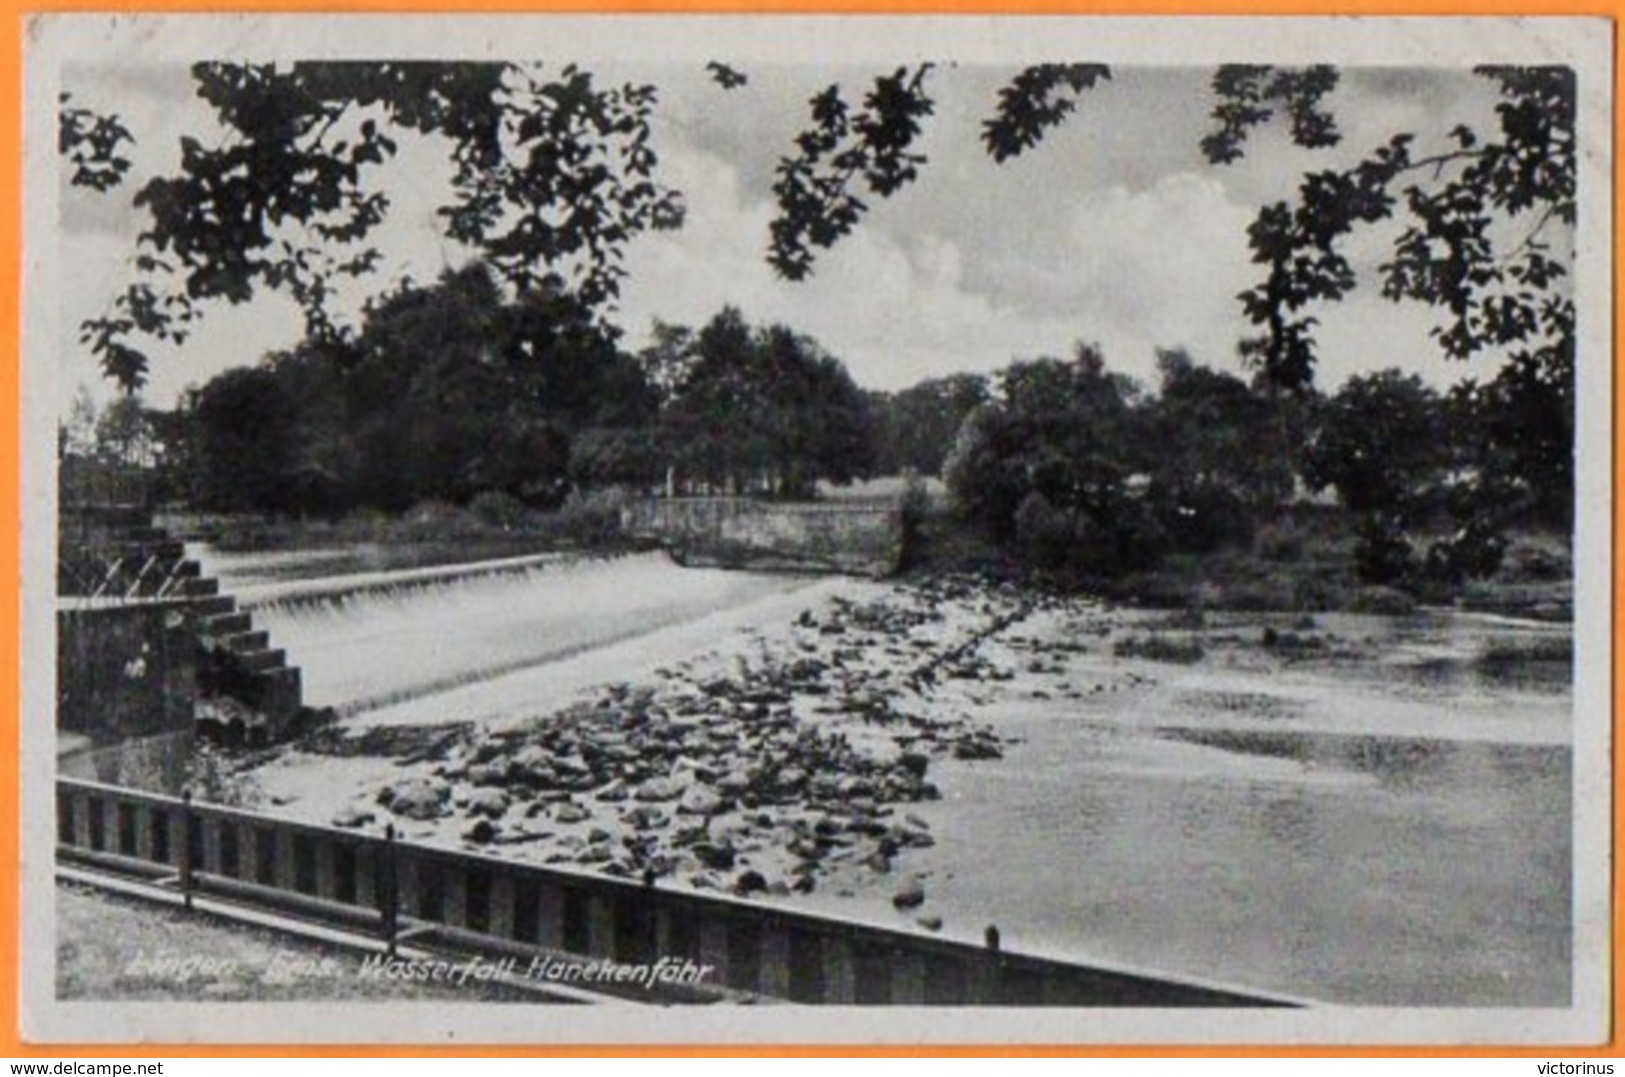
218,550,822,718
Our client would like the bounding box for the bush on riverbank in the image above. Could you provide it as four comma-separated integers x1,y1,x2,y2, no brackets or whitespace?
905,496,1569,619
1113,634,1206,664
167,487,634,554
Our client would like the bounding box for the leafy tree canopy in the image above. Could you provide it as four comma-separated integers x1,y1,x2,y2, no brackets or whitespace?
65,59,1576,495
70,61,683,391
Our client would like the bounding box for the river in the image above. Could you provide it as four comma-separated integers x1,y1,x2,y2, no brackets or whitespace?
197,545,1573,1006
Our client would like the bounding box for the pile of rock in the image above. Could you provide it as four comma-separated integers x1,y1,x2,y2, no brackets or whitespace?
353,575,1035,906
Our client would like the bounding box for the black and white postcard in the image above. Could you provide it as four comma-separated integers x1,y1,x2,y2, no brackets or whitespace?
21,12,1613,1045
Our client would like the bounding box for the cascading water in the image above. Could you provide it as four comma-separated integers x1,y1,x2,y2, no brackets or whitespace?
192,548,823,721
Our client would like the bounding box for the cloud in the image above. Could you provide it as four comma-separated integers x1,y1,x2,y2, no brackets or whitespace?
616,142,1089,390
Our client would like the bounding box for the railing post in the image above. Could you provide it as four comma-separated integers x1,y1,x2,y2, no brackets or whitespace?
970,923,1001,1004
178,789,194,912
380,824,399,956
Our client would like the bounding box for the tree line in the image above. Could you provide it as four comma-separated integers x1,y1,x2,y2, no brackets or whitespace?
942,342,1569,590
83,265,888,516
68,268,1570,595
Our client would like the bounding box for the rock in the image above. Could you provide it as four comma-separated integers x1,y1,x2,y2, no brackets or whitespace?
622,806,668,831
716,770,751,795
553,802,591,825
587,826,614,845
595,781,630,803
467,763,506,787
462,819,498,844
836,775,874,798
671,824,709,848
897,753,930,779
892,878,926,910
635,776,686,802
331,805,375,829
864,850,893,873
678,784,725,816
953,738,1002,761
507,750,555,787
465,788,509,819
733,870,768,896
693,841,736,871
553,754,591,779
916,914,943,932
380,779,449,821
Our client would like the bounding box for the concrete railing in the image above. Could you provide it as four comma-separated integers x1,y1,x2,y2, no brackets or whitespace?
56,777,1299,1007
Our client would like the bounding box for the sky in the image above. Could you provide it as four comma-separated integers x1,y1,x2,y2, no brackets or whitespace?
56,60,1538,413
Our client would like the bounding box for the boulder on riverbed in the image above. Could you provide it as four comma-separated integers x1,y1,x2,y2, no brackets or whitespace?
635,775,686,802
331,805,375,829
553,801,592,825
465,788,509,819
678,784,725,816
377,778,450,821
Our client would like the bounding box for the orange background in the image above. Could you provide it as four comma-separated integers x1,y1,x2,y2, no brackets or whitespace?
1,0,1615,1058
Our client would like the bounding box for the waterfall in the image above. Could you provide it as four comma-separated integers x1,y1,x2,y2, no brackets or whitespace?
191,548,815,719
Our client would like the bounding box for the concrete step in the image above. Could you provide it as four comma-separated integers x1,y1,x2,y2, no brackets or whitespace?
199,611,251,637
172,559,202,579
220,629,269,654
179,576,220,597
188,596,237,618
233,648,286,674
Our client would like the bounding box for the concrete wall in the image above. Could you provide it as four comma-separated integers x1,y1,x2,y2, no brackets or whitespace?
58,601,197,745
58,732,193,795
624,498,902,577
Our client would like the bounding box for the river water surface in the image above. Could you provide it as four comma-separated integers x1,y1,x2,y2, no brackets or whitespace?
200,546,1573,1006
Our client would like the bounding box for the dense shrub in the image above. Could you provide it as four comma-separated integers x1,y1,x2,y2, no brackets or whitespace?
1113,634,1206,664
1255,520,1308,563
1423,521,1508,585
1153,483,1255,554
554,486,628,546
469,489,529,531
1353,515,1416,586
1344,585,1417,616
